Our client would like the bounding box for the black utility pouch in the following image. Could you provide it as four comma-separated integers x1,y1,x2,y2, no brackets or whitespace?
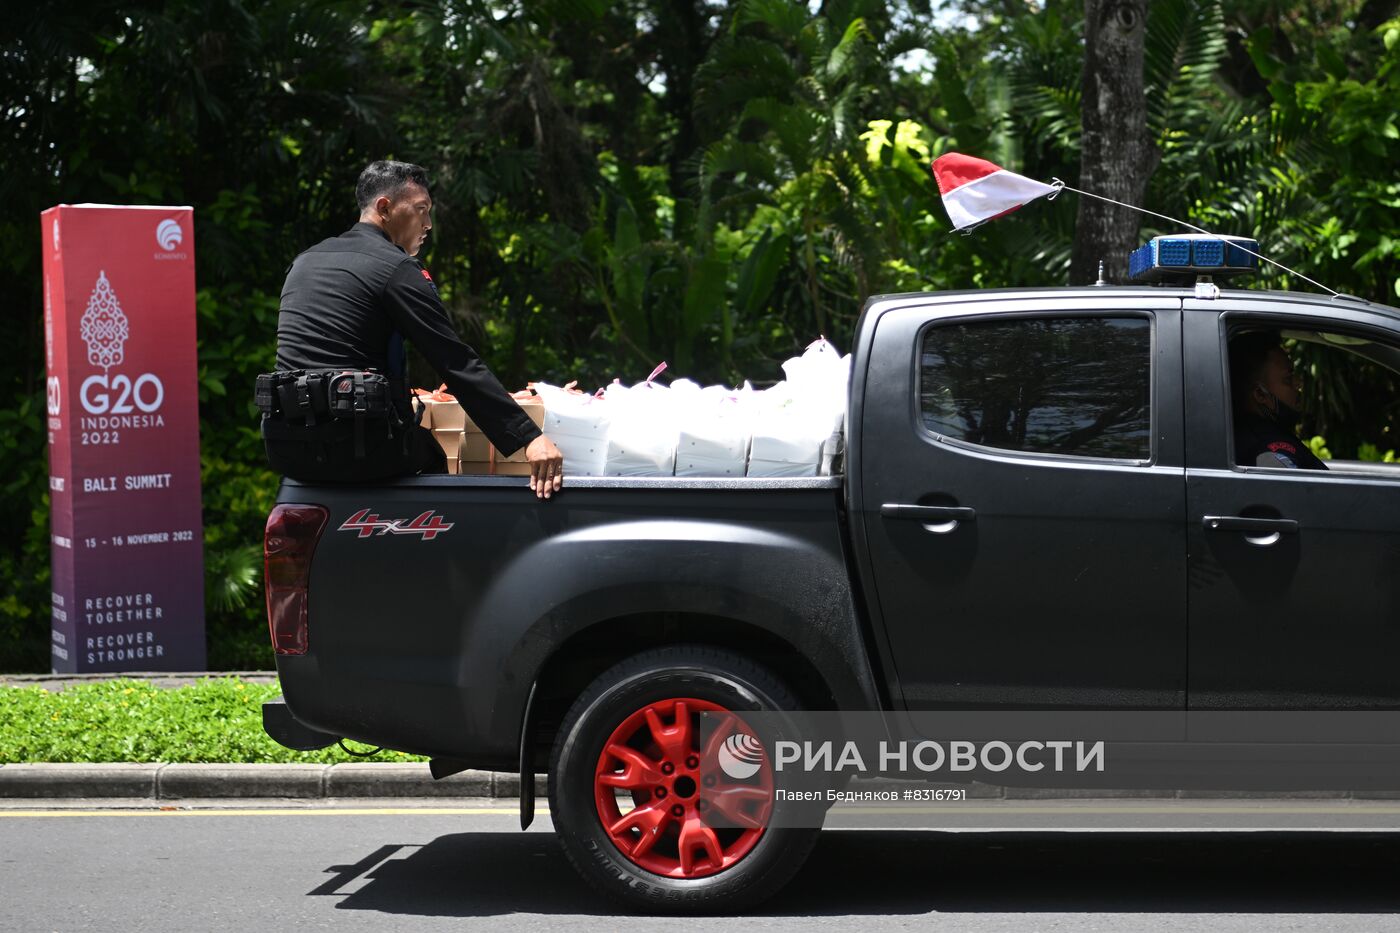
254,370,326,425
327,371,394,419
254,373,280,416
324,371,405,457
257,369,412,466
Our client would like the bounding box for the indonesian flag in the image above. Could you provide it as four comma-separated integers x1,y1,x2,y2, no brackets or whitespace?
931,153,1058,230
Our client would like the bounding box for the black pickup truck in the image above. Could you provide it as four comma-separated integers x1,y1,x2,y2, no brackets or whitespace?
263,282,1400,911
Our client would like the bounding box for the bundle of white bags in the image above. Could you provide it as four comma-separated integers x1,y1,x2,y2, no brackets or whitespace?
531,339,850,478
749,338,849,477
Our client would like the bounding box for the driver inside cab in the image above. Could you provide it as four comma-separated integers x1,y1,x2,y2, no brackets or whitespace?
1229,331,1328,470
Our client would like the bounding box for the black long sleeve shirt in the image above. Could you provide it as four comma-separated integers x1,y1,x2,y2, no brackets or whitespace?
1234,413,1327,470
275,223,541,456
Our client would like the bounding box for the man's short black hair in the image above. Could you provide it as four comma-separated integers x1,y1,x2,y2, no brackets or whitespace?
356,160,430,212
1229,331,1281,409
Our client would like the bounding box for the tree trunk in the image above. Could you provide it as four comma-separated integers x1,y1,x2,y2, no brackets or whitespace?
656,0,709,204
1070,0,1153,285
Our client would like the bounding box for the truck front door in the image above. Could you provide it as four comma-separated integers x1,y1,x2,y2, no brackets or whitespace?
1183,298,1400,709
857,295,1186,710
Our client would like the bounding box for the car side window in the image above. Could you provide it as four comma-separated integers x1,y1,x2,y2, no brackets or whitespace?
919,315,1152,460
1225,322,1400,474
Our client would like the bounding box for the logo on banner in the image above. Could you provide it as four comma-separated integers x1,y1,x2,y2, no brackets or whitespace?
80,271,129,371
47,377,61,416
156,219,183,251
154,218,187,260
77,271,165,427
52,219,60,254
338,509,454,541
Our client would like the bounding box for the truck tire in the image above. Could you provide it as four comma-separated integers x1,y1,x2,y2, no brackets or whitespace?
548,645,820,913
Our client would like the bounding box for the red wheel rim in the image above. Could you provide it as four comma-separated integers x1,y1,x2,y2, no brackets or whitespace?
593,697,774,879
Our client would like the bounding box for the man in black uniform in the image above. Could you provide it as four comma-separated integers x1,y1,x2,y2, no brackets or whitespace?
265,160,564,498
1229,331,1327,470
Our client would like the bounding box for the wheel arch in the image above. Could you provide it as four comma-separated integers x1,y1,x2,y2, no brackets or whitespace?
526,614,843,765
464,524,881,763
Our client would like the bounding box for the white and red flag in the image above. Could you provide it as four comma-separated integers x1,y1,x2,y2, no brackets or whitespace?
930,153,1059,230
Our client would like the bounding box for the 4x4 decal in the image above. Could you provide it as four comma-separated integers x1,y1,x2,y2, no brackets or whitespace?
338,509,453,541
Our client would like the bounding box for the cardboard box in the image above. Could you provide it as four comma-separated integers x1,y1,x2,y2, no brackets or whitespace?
428,400,468,431
518,394,546,426
460,430,491,462
412,390,438,429
424,393,546,467
495,396,547,462
460,460,532,477
496,442,528,463
414,391,470,431
432,427,461,459
492,395,546,462
446,456,459,475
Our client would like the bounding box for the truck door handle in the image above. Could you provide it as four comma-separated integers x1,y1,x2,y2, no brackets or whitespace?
1202,515,1298,546
881,504,976,534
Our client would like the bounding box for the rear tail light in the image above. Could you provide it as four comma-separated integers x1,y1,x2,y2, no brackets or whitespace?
264,504,329,655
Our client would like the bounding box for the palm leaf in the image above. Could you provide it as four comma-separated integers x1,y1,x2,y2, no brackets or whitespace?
734,0,809,39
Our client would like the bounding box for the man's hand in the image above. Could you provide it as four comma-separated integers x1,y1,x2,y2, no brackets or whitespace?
525,435,564,500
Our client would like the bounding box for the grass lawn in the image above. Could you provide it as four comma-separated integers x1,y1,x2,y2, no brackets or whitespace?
0,677,425,764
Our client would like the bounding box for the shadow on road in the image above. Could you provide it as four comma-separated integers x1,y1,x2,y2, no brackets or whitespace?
316,830,1400,917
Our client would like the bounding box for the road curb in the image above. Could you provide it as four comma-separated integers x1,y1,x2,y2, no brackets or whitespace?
0,763,161,798
327,763,483,798
0,671,278,692
158,764,329,799
0,762,547,800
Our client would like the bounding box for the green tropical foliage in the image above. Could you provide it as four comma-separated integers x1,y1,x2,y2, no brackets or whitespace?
3,0,1398,670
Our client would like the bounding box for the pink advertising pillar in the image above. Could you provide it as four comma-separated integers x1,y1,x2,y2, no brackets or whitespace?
41,205,206,672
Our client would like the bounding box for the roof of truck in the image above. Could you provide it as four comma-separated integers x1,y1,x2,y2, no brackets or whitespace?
864,285,1399,318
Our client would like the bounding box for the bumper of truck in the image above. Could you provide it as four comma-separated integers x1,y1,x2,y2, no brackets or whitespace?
262,696,339,751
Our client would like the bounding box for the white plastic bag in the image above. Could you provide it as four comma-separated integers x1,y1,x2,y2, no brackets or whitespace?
532,341,848,480
783,338,850,426
675,384,755,477
533,382,610,477
748,339,850,476
748,388,831,477
603,365,678,476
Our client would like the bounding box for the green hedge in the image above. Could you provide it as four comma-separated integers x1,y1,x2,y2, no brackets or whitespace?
0,678,425,764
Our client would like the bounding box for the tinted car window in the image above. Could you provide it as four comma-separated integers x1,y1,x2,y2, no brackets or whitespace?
920,316,1152,460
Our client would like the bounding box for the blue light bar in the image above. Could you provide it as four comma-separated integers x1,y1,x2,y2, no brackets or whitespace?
1128,234,1259,283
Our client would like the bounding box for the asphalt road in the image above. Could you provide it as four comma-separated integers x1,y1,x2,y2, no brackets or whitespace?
3,801,1400,932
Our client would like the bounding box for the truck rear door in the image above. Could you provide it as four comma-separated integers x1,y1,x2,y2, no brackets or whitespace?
857,293,1186,710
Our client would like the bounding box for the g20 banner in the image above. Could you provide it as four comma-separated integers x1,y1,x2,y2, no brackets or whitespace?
41,204,206,672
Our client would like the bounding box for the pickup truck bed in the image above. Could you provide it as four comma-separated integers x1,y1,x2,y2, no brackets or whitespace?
275,474,882,771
